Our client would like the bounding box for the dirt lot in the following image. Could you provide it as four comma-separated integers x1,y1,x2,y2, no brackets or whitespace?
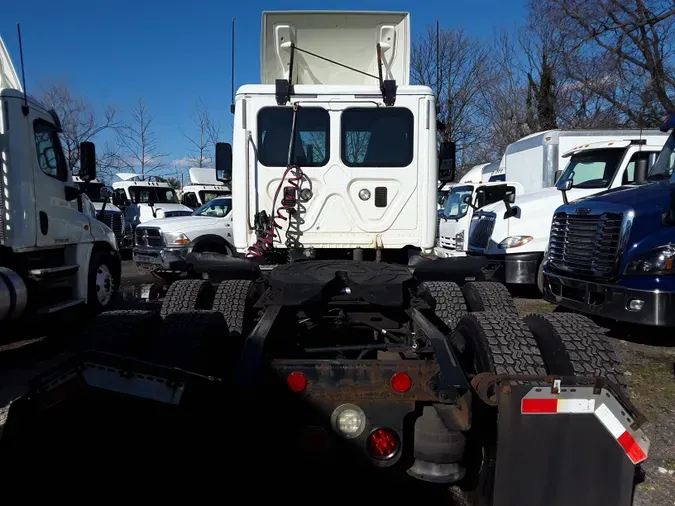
515,297,675,506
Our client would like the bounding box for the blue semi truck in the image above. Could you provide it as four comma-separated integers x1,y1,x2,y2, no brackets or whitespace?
543,114,675,328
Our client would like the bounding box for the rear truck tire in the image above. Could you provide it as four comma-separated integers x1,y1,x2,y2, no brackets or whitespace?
211,279,261,338
160,279,214,317
451,313,547,505
523,312,627,391
154,310,229,376
75,309,160,358
87,248,120,313
462,281,517,315
418,281,467,330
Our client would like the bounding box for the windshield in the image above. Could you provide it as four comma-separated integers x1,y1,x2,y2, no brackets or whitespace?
558,148,626,189
443,185,474,219
649,132,675,182
199,190,230,204
193,198,232,217
129,186,178,204
76,182,109,203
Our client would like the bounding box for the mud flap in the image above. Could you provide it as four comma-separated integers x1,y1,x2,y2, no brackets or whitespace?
492,384,648,506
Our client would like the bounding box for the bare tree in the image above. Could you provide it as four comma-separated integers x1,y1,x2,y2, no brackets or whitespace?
38,83,120,180
115,98,168,178
411,25,493,167
182,98,220,168
539,0,675,125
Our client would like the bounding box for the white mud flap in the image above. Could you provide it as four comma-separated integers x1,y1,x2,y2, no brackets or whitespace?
493,383,648,506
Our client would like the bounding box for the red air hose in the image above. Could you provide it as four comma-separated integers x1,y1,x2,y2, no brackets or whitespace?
245,165,304,258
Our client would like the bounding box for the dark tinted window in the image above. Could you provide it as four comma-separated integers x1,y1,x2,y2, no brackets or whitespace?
341,108,414,167
258,107,329,167
33,120,68,181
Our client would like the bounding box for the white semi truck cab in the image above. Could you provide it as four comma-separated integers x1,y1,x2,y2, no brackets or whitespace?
213,11,453,264
0,36,121,321
73,176,132,250
179,167,231,209
467,138,667,292
111,174,194,227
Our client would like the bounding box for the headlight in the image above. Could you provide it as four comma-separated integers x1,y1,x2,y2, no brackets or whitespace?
498,235,533,249
455,230,465,251
625,245,675,275
163,231,190,246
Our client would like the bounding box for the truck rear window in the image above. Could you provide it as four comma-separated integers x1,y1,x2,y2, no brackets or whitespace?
258,107,329,167
341,108,414,167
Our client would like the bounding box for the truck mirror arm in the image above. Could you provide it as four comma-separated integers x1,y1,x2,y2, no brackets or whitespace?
503,202,518,219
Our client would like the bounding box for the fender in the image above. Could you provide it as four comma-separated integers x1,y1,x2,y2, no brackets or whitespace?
187,234,237,256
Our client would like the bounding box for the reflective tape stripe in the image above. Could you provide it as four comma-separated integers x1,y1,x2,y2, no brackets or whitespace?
521,388,649,465
594,403,625,438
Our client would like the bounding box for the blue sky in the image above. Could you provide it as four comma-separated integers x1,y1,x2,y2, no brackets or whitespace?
2,0,527,175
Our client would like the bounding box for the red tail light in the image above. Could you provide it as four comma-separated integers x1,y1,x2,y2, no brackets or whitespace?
390,372,412,393
287,371,307,392
367,428,400,460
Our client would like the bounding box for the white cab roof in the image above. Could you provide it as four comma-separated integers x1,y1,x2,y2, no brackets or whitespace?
562,140,664,158
0,36,22,92
188,167,224,185
261,11,410,86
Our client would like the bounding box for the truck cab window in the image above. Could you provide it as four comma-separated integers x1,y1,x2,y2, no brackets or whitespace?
341,108,414,167
258,107,329,167
559,148,625,189
33,121,68,181
648,136,675,181
623,152,658,184
113,189,129,207
444,185,474,219
129,187,178,204
182,192,199,208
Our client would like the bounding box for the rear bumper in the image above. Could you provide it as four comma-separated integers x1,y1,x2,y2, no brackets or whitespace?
543,270,675,327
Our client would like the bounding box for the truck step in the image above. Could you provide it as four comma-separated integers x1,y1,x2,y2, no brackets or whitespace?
28,265,79,279
38,298,85,314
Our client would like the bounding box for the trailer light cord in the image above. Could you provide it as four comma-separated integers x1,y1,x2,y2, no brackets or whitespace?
246,104,306,258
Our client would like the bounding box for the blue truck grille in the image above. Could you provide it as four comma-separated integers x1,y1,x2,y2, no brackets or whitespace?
548,212,624,280
468,214,496,251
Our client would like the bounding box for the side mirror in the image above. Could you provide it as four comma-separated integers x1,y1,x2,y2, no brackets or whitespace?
556,178,573,205
504,191,516,204
79,141,96,182
439,141,456,181
100,187,112,200
216,142,233,182
556,178,573,192
503,190,517,219
635,157,649,184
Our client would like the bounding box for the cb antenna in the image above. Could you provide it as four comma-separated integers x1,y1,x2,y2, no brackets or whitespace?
16,23,29,116
230,18,236,114
436,20,440,104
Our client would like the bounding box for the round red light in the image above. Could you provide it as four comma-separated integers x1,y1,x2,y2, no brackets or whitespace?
286,371,307,392
367,428,400,460
391,372,412,393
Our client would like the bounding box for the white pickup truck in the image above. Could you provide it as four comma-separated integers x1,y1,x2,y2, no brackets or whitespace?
467,138,667,292
132,196,233,279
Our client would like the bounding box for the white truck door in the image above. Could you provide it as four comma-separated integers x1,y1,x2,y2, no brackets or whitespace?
31,114,91,248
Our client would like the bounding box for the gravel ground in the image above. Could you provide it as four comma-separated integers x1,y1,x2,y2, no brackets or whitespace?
514,297,675,506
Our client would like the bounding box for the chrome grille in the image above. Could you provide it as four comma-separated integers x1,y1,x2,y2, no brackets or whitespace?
135,228,163,248
100,211,123,237
163,210,192,218
468,214,496,250
548,212,623,279
439,235,456,250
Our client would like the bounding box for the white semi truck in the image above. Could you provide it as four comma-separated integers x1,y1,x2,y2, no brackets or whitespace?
0,36,121,321
467,134,668,292
179,167,231,209
111,173,194,227
214,11,450,264
73,176,132,251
